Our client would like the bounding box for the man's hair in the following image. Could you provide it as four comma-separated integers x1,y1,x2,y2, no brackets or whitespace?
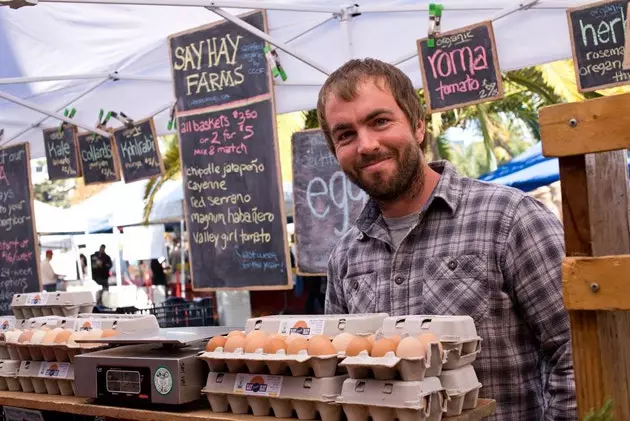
45,250,53,257
316,58,427,153
100,244,106,249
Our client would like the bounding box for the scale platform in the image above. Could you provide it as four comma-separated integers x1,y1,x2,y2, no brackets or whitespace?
74,326,235,406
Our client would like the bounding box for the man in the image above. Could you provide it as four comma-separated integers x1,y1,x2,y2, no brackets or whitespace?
91,245,112,306
318,59,576,420
41,250,60,292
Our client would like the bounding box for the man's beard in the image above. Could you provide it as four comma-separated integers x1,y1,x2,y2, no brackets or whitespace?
346,138,424,202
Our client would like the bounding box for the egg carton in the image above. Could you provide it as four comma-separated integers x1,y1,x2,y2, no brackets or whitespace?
337,377,447,421
17,361,76,396
339,341,444,381
381,316,482,370
439,365,482,416
245,314,388,338
203,372,346,421
0,360,22,391
11,291,95,319
2,316,69,360
0,317,17,359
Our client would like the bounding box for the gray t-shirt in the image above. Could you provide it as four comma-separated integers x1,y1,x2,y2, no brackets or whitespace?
383,211,420,249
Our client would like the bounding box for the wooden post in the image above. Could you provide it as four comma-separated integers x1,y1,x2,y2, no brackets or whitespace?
540,94,630,419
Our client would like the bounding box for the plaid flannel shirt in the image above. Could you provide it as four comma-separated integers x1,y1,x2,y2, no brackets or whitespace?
326,161,577,421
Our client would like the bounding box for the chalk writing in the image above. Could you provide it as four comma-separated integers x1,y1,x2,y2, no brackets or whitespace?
113,119,163,183
43,127,80,180
77,133,120,185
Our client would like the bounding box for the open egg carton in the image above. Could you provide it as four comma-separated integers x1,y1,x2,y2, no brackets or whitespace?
439,365,482,417
203,372,347,421
336,377,448,421
0,316,18,359
16,360,76,396
2,316,68,360
381,315,482,370
11,291,95,319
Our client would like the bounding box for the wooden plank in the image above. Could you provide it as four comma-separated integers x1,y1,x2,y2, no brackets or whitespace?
539,92,630,157
0,392,495,421
563,255,630,310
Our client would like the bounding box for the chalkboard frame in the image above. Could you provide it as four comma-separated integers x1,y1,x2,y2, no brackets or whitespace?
417,20,504,113
169,9,293,292
625,3,630,70
113,118,165,184
76,130,122,186
567,0,630,92
42,125,82,181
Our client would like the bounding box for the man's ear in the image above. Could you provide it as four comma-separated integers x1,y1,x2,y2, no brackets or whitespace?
415,119,426,146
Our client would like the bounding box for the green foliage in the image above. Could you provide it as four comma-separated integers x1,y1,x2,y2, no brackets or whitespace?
303,109,319,129
143,135,181,224
32,159,75,208
585,399,614,421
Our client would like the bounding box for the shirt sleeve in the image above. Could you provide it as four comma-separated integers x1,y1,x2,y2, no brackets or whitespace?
325,243,348,314
502,196,577,420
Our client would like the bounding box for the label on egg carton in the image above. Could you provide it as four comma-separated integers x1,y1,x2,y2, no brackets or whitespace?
38,362,72,379
233,373,283,397
277,319,326,338
0,317,16,332
246,314,389,338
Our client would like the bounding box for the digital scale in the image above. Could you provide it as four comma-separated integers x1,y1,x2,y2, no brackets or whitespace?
74,326,234,406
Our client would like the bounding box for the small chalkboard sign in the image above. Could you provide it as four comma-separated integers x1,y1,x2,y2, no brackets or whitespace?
0,143,41,315
113,118,164,183
168,10,270,113
77,132,121,185
43,126,81,180
568,0,630,91
291,129,367,274
417,21,504,113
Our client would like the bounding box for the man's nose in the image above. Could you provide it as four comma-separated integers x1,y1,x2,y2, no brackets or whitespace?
356,129,380,155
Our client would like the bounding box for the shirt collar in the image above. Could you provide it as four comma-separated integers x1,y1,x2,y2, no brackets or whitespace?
355,160,463,234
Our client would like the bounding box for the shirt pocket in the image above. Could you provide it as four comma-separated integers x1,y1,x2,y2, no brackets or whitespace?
422,255,489,324
341,272,377,314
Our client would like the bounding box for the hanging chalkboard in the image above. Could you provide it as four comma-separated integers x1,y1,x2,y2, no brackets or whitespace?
291,129,367,274
0,143,40,315
77,132,121,186
43,126,81,181
568,0,630,91
113,118,164,183
168,10,270,113
417,21,504,113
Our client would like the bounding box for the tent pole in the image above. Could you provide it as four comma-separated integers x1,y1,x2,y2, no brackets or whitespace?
0,90,110,137
283,16,335,45
208,7,333,76
180,217,186,299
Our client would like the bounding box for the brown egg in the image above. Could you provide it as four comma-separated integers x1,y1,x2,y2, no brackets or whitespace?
417,332,443,359
307,335,336,356
53,329,73,344
39,326,51,332
371,338,398,357
366,334,376,344
42,328,63,344
389,334,402,344
101,329,119,338
345,336,372,356
396,337,426,358
205,336,227,352
227,330,245,338
264,337,288,354
331,333,356,353
18,330,34,343
244,337,266,353
245,330,268,341
224,335,246,352
287,337,309,354
67,331,86,347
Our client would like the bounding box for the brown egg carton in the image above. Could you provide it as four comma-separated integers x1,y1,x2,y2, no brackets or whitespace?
16,360,76,396
11,292,95,319
381,316,482,370
339,342,444,381
439,365,482,417
245,314,388,338
203,372,346,421
337,377,447,421
199,349,345,378
0,360,22,391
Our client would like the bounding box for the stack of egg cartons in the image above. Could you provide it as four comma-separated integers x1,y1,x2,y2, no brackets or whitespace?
0,315,21,392
337,315,483,421
200,314,388,421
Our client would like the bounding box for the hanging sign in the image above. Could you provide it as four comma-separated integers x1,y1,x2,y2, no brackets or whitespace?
417,21,504,113
113,118,164,183
0,143,40,315
291,129,367,275
568,0,630,91
77,132,121,185
168,10,291,290
43,126,81,180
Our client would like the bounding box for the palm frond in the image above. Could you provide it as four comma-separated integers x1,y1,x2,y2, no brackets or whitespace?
143,135,181,224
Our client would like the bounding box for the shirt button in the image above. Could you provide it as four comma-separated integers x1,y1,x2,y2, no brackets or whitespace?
357,232,365,241
448,260,458,270
352,280,359,290
394,276,404,285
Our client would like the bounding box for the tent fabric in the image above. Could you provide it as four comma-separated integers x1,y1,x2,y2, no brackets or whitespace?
1,0,582,158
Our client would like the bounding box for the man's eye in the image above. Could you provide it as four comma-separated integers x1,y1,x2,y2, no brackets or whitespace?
374,118,388,126
337,132,353,142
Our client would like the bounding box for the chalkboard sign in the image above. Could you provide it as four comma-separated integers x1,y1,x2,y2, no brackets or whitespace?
177,99,291,289
417,21,504,113
77,132,121,186
0,143,40,314
43,126,81,180
291,129,367,274
113,118,164,183
168,10,270,113
568,0,630,91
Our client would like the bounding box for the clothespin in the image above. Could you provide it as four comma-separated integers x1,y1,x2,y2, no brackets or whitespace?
110,111,134,129
0,0,37,9
0,129,4,143
92,109,112,140
58,107,76,135
264,45,288,82
427,3,444,48
167,102,177,131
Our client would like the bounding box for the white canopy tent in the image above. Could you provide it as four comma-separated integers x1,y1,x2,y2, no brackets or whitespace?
0,0,584,159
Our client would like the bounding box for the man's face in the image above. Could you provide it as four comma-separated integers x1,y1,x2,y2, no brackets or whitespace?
325,79,425,202
99,246,105,254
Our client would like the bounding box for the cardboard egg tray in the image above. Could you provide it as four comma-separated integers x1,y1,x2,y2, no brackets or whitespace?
381,315,482,370
0,360,21,391
336,377,447,421
0,316,17,359
2,316,67,360
439,365,482,416
203,372,346,421
245,314,388,338
16,360,76,396
11,291,95,319
339,342,444,381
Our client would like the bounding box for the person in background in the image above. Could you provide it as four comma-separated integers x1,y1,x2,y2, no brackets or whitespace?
91,245,112,306
41,250,61,292
319,59,576,420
